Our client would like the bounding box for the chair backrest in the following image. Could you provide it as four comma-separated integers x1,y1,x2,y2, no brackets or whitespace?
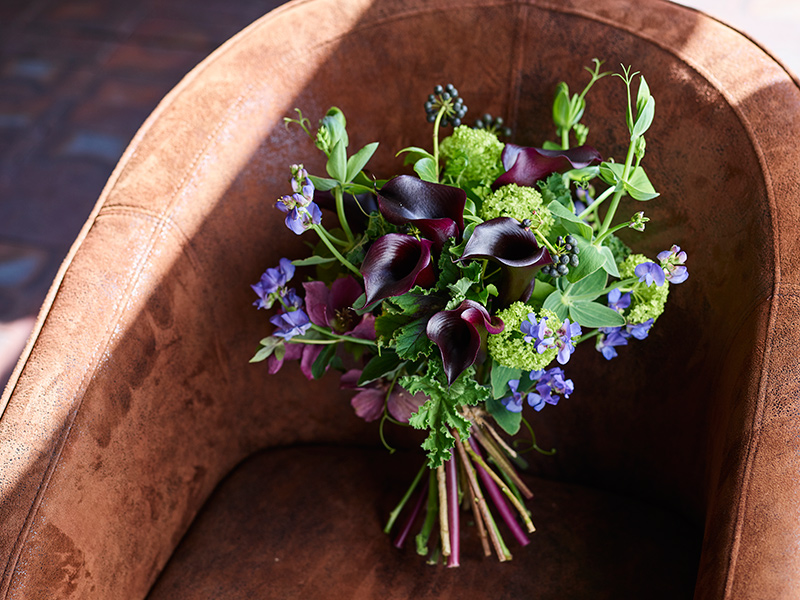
2,0,799,597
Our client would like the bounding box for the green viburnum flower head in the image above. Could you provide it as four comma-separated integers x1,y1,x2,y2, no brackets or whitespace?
487,302,559,370
620,253,669,324
480,184,554,235
440,125,505,185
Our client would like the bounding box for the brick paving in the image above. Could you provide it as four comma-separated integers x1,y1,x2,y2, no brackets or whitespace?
0,0,798,391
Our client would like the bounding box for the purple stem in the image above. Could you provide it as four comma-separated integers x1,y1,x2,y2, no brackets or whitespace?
446,450,460,567
469,437,530,547
394,477,430,549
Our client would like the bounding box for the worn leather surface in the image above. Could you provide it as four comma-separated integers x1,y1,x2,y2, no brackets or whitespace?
148,446,699,599
1,0,799,598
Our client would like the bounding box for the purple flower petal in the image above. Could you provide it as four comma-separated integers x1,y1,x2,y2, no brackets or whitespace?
350,388,386,422
361,234,435,307
427,300,504,384
387,385,428,423
378,175,466,248
635,262,666,287
461,217,552,306
494,144,602,188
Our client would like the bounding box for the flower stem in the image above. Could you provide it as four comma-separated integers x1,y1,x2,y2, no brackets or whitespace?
432,105,448,182
312,223,361,277
415,470,438,556
598,140,636,237
466,437,535,535
453,429,509,561
437,465,451,558
392,474,429,547
333,186,355,244
577,185,615,220
446,451,460,567
470,421,532,499
307,324,376,346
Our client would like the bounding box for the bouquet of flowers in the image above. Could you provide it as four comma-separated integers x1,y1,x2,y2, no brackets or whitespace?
250,60,687,567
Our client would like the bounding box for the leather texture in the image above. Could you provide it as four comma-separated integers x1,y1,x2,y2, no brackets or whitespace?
1,0,799,597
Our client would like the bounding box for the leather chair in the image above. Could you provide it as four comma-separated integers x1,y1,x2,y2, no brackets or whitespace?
2,0,800,597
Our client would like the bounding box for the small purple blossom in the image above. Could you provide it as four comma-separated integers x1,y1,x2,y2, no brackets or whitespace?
607,288,631,312
284,203,322,235
283,288,304,310
657,245,689,284
252,258,295,309
520,314,580,365
596,327,628,360
635,261,666,287
527,368,574,411
626,318,654,340
500,379,525,413
270,309,311,340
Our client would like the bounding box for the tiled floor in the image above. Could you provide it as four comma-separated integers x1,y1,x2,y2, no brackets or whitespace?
1,0,799,391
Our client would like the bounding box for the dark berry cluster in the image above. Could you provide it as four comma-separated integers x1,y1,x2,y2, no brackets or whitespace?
424,84,468,127
474,113,512,138
542,235,580,278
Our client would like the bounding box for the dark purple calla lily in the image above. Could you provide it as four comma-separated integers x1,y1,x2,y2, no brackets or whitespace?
303,276,376,339
493,144,602,188
461,217,552,306
361,233,435,308
427,300,504,385
378,175,466,249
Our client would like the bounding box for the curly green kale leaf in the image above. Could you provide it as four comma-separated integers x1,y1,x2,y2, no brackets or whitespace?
402,361,490,468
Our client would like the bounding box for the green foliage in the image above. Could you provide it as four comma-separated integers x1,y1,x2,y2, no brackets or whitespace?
481,184,554,235
538,173,572,209
403,362,490,468
440,125,505,186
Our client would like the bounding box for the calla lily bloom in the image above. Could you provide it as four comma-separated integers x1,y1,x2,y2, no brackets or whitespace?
427,299,504,385
303,276,376,339
378,175,466,249
461,217,552,306
493,144,602,188
361,233,435,308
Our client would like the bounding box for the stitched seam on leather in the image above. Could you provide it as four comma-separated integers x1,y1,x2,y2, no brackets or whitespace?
0,93,248,599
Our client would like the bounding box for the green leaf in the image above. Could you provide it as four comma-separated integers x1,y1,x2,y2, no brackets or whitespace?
358,349,401,386
326,139,347,183
566,237,606,283
346,142,379,183
538,173,572,208
395,316,433,360
624,166,659,201
404,363,490,468
598,161,622,186
631,95,655,140
397,146,435,165
486,397,522,436
635,76,651,121
250,337,283,363
308,175,338,191
375,312,414,342
547,200,593,240
490,362,522,399
541,140,562,151
413,157,438,183
552,82,571,129
569,300,626,328
530,279,556,302
292,255,337,267
543,290,570,321
311,343,337,379
599,246,620,277
564,266,607,300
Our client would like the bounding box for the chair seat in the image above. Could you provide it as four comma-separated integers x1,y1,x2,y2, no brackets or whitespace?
147,446,700,599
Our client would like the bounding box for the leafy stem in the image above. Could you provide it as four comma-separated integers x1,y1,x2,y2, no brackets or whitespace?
311,224,362,277
333,186,355,244
577,184,615,220
597,140,636,237
432,104,448,182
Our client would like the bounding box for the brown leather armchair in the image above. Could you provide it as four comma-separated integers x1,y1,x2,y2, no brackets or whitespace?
2,0,800,597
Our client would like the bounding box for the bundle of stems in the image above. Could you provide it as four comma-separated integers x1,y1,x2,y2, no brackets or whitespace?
384,409,535,566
